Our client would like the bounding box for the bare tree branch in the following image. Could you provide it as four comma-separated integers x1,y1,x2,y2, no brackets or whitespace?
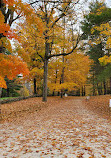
9,11,14,26
36,51,44,61
51,12,65,28
11,14,22,23
51,0,72,28
5,9,11,23
29,0,80,5
48,33,83,59
29,0,74,5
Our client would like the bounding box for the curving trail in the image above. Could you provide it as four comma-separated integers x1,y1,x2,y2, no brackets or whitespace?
0,98,111,158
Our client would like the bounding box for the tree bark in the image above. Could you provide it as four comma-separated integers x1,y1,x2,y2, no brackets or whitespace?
61,90,63,98
52,91,55,96
103,81,107,95
0,88,2,98
97,83,101,95
60,56,65,98
101,83,103,95
42,59,48,102
0,88,1,117
7,88,9,97
34,78,37,95
92,72,96,96
82,86,85,96
84,85,86,96
57,92,60,96
110,77,111,94
82,86,84,96
60,17,65,98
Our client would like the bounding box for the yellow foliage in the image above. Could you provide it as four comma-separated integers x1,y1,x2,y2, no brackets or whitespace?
106,37,111,48
90,1,105,15
0,37,12,53
91,23,111,48
48,53,92,92
99,55,111,65
20,86,29,97
96,6,105,15
48,82,77,92
30,68,43,78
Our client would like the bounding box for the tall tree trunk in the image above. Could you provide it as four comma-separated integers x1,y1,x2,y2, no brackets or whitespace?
82,86,84,96
42,58,48,102
60,56,65,98
84,85,86,96
42,19,50,101
82,86,86,96
34,78,37,95
100,83,103,95
103,81,107,95
0,88,2,117
97,83,101,95
7,88,9,97
82,85,86,96
61,90,63,98
60,17,66,98
77,89,80,96
92,72,95,96
110,77,111,94
0,88,2,98
52,91,55,96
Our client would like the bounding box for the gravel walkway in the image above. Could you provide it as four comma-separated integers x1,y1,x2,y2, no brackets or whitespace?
0,98,111,158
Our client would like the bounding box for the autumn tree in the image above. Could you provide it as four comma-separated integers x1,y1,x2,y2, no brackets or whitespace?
24,0,87,101
13,15,44,95
48,16,82,97
48,52,91,96
0,0,31,43
0,0,33,90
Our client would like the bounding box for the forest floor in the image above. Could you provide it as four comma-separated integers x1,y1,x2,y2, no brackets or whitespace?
0,96,111,158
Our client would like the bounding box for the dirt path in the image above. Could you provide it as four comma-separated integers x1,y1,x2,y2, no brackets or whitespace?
0,98,111,158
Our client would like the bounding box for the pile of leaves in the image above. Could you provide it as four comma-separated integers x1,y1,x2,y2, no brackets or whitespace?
0,96,111,157
1,95,111,123
83,95,111,120
0,97,47,122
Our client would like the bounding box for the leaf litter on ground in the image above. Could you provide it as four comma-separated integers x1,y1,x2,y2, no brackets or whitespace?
0,96,111,158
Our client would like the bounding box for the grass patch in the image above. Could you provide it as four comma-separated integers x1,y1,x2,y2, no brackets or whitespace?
0,97,17,100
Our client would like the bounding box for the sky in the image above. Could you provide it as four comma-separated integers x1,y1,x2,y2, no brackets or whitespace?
11,0,111,46
105,0,111,7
